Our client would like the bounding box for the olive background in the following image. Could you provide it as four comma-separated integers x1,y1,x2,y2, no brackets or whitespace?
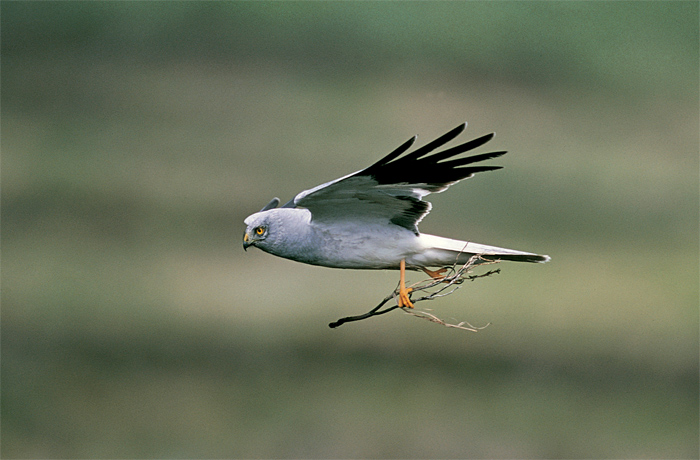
2,2,698,458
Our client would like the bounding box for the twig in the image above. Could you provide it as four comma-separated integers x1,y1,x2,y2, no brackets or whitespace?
401,308,491,332
328,295,399,328
329,254,501,330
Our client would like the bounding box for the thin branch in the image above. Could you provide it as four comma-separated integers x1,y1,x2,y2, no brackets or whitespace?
328,295,399,328
329,254,501,330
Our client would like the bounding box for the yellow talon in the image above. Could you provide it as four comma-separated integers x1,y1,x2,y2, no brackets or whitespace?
399,286,414,308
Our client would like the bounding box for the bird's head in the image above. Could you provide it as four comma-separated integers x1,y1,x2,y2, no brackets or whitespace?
242,211,272,251
243,206,313,262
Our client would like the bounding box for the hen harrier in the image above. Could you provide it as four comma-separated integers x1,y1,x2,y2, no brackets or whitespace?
243,123,549,308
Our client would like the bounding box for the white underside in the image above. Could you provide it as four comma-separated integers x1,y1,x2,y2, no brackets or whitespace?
250,208,549,269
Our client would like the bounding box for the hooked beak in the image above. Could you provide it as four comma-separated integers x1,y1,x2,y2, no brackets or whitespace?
243,232,252,251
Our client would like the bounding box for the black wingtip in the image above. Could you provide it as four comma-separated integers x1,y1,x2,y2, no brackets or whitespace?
357,123,505,188
368,134,417,169
444,150,507,168
456,165,503,176
399,123,469,162
444,122,468,140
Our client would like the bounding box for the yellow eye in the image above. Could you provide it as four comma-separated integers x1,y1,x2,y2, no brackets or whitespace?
255,227,264,235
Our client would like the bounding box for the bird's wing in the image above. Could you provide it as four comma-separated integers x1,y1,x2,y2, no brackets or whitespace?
282,123,506,234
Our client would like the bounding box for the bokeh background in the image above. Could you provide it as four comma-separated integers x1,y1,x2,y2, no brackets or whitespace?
2,2,698,458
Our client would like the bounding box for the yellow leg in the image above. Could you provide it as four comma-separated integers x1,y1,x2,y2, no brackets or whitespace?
422,267,449,280
398,259,414,308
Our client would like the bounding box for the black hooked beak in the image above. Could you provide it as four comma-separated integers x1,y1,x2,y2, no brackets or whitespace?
243,232,252,251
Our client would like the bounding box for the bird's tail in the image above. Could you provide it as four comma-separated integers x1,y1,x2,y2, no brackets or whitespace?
415,233,550,267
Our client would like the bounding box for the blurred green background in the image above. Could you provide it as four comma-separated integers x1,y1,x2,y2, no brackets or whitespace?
2,1,698,458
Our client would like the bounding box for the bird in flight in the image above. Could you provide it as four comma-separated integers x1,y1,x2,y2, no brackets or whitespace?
243,123,549,308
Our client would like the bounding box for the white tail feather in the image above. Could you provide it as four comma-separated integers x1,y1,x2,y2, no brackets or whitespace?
411,233,550,267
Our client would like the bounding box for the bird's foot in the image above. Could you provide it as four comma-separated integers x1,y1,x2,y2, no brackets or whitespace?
422,267,449,280
398,286,414,308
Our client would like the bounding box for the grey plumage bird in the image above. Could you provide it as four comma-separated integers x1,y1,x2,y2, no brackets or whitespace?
243,123,549,308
